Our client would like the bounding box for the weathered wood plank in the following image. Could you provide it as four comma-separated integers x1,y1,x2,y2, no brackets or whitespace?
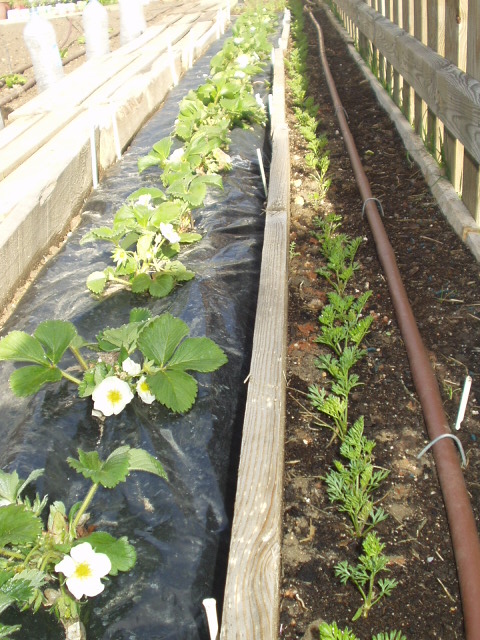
8,16,187,119
462,0,480,222
391,0,402,104
271,49,286,135
435,64,480,165
443,0,467,191
220,120,289,638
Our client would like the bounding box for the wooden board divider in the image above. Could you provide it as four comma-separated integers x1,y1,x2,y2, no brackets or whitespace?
220,35,290,638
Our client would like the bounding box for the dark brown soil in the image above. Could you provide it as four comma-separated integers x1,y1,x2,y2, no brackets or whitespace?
280,4,480,640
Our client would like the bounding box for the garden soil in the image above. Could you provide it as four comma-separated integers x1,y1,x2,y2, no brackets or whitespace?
1,3,480,639
280,4,480,640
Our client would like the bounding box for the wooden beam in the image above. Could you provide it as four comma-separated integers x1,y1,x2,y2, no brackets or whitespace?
220,36,290,632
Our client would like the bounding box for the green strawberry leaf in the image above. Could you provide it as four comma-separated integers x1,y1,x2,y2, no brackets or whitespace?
131,274,151,294
167,337,227,373
127,449,167,480
34,321,78,365
152,136,173,160
82,532,136,576
80,227,122,245
179,232,202,244
137,314,189,366
0,504,42,547
86,271,108,294
149,201,184,227
126,187,166,203
149,274,174,298
129,308,152,324
0,621,22,638
67,448,130,489
0,468,44,506
147,369,197,413
0,332,48,365
9,365,62,397
136,234,153,261
138,152,163,173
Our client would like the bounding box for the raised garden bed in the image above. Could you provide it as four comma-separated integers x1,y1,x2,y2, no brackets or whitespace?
279,3,480,639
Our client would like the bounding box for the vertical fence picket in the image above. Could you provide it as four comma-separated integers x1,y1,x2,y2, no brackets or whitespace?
377,0,386,85
413,2,427,138
401,0,414,123
426,0,444,162
392,0,402,105
462,0,480,223
385,0,393,92
444,0,467,193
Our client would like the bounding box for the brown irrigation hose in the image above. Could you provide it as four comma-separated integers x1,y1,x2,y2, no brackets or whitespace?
306,4,480,638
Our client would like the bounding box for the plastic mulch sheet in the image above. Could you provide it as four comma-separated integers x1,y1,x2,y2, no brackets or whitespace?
0,32,271,640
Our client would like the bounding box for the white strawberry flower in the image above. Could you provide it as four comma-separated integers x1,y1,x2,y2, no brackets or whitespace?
122,357,141,377
234,70,246,79
136,194,153,208
160,222,181,244
136,376,156,405
55,542,111,600
235,54,250,69
112,247,129,266
166,148,184,164
92,376,134,416
255,93,265,110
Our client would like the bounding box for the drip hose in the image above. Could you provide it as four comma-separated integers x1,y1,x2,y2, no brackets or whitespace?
306,5,480,638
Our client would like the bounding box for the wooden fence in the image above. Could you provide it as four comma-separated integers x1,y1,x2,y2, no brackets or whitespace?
328,0,480,225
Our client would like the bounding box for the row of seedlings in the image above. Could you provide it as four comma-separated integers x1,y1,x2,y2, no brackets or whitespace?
286,3,405,639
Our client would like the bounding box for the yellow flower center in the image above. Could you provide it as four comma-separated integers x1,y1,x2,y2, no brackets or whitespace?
74,562,93,579
107,389,122,405
139,381,150,393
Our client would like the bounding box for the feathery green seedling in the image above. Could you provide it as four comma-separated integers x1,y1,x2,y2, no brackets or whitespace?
319,621,407,640
316,291,373,355
313,212,343,242
287,0,332,203
317,234,363,295
324,417,389,537
335,532,398,620
307,385,349,442
315,347,365,398
289,241,300,259
311,153,332,201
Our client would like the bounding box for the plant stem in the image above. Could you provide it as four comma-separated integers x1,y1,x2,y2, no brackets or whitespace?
70,483,99,539
70,347,88,371
109,275,132,287
0,547,24,560
60,370,83,385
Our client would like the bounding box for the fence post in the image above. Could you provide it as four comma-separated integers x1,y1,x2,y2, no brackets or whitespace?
413,2,427,138
443,0,467,194
462,0,480,223
401,0,414,123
